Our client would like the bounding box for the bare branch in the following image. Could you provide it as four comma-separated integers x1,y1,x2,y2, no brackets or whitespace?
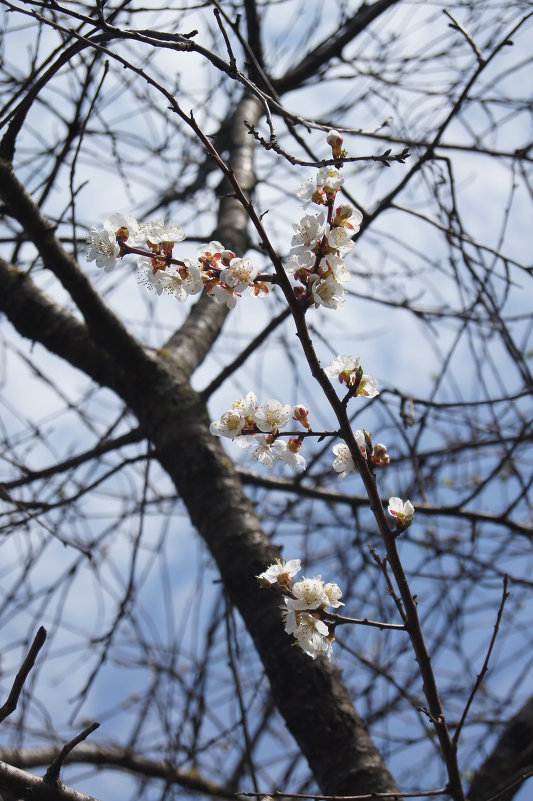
43,724,100,786
0,628,47,725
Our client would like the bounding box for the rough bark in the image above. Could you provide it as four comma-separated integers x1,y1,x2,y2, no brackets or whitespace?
0,760,100,801
468,696,533,801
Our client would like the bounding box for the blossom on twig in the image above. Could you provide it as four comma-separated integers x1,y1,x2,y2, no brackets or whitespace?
209,392,257,438
253,399,292,433
356,374,380,398
388,497,415,529
85,213,138,271
332,430,366,478
258,558,343,660
327,129,344,158
325,354,361,386
256,558,301,587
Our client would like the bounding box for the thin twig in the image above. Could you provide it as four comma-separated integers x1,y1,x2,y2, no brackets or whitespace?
368,548,407,625
443,9,484,64
0,627,47,724
453,574,510,746
326,611,406,631
224,598,258,792
242,787,448,799
213,7,237,72
485,767,533,801
43,722,100,785
201,307,291,398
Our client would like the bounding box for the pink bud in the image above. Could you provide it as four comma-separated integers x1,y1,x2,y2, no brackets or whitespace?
372,443,390,467
292,405,311,430
326,129,344,158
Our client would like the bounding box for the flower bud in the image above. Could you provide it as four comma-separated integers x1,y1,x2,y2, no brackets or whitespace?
372,443,390,466
327,129,344,158
292,405,311,430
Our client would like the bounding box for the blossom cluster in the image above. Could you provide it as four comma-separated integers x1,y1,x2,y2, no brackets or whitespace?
257,558,343,660
85,131,362,313
285,131,363,311
209,353,384,475
209,393,308,470
85,214,268,308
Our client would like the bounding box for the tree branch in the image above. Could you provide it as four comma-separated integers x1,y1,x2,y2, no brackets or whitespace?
273,0,401,95
0,628,47,725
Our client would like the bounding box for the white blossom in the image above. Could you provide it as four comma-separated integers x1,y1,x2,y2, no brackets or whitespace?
85,225,120,271
208,283,239,308
234,434,257,448
247,435,287,468
316,166,344,191
197,241,224,267
291,212,327,254
219,257,258,289
85,213,138,271
324,583,344,608
334,203,363,234
236,435,305,471
140,220,186,245
182,260,204,295
308,274,345,310
137,258,174,296
325,354,360,383
209,410,245,439
285,251,315,277
253,399,291,433
284,255,301,276
85,214,188,272
138,258,202,301
257,558,301,586
332,431,365,478
388,497,415,527
332,443,355,479
290,576,329,610
232,392,258,420
296,177,318,207
278,440,306,470
270,561,344,660
327,225,355,256
281,602,298,635
357,374,380,398
291,612,333,660
318,254,350,284
105,213,140,240
209,392,257,438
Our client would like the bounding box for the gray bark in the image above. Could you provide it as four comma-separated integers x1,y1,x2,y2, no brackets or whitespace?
468,696,533,801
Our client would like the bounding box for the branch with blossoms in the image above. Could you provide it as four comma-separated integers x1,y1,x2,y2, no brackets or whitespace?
85,216,273,308
84,134,363,313
207,357,387,473
257,558,406,660
84,128,465,801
